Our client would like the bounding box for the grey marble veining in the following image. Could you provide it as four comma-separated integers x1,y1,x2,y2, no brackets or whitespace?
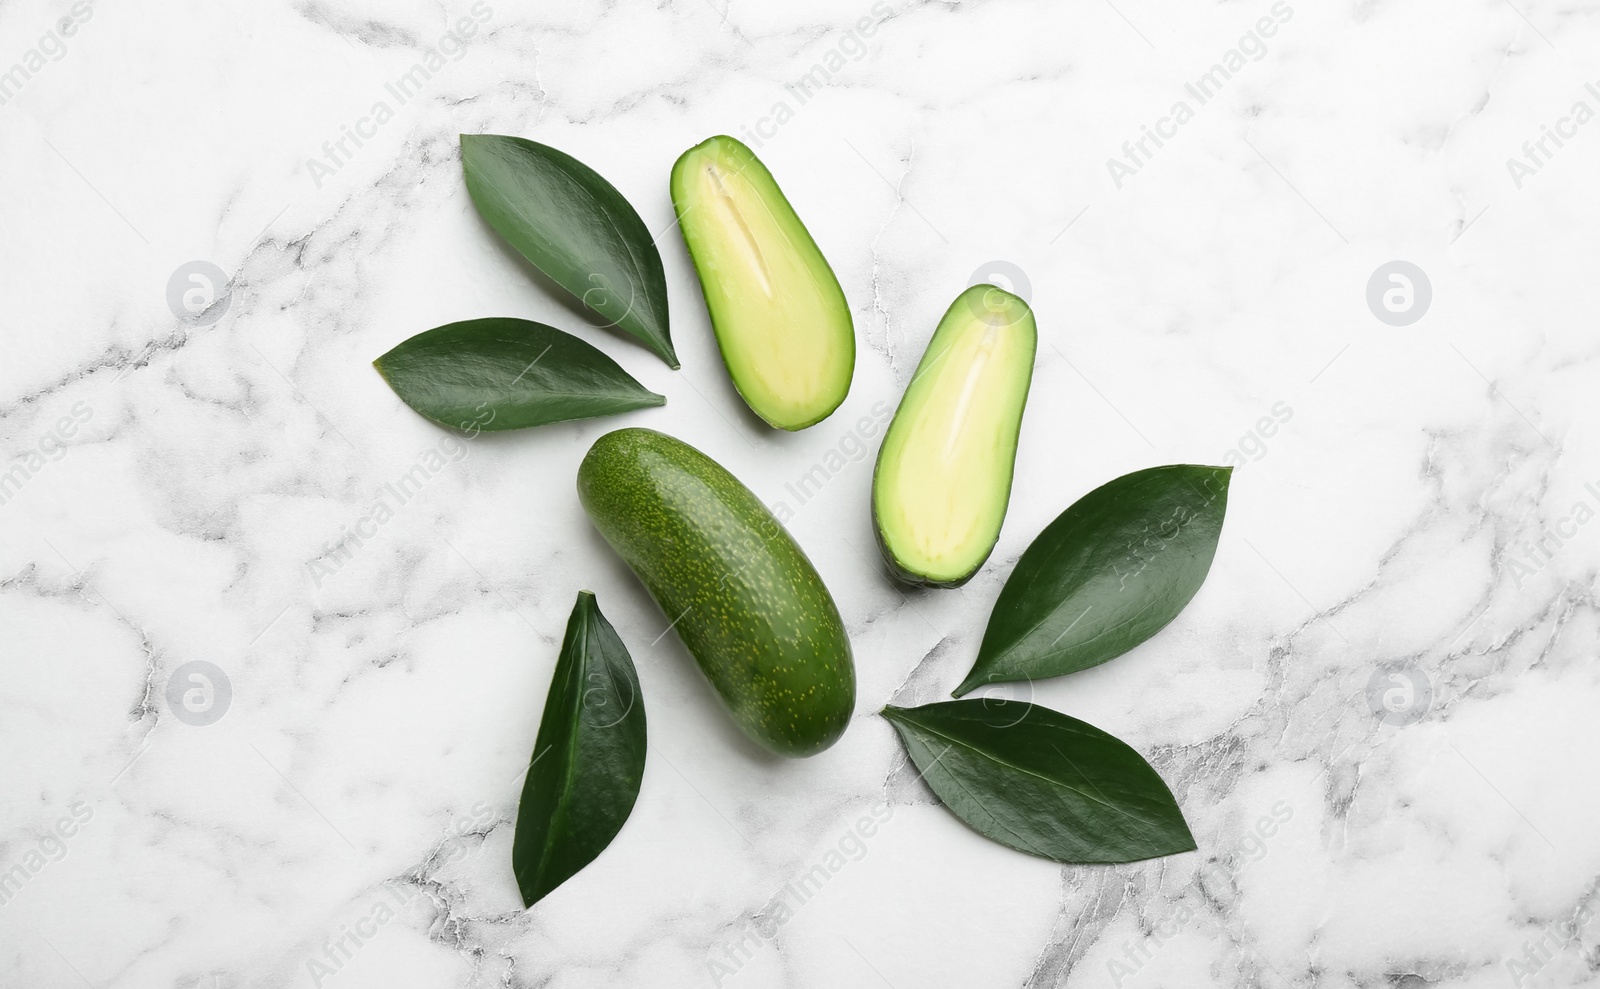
1,0,1596,987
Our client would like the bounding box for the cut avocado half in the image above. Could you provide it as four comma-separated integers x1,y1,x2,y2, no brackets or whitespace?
872,284,1037,587
670,136,855,431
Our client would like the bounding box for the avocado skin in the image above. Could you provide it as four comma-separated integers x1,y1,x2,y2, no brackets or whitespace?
577,427,855,757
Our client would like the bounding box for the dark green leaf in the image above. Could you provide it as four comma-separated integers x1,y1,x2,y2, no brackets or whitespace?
373,317,664,431
955,465,1230,696
882,700,1194,864
461,134,677,367
514,591,647,908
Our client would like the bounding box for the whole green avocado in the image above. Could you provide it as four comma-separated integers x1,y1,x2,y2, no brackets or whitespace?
577,427,855,757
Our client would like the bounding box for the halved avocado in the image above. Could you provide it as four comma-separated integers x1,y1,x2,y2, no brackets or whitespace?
670,136,855,430
872,284,1037,587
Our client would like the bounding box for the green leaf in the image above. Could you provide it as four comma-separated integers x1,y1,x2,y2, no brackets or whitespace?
882,700,1194,864
373,317,665,431
461,134,678,367
955,465,1230,697
514,591,647,908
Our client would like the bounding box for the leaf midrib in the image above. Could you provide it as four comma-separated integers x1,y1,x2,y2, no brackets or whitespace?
532,608,593,893
498,142,659,336
898,715,1148,824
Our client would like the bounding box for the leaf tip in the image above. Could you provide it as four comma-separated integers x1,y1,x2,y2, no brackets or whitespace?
1176,814,1198,850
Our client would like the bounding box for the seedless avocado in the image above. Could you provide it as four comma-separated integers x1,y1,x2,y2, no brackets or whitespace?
670,136,855,431
577,427,855,757
872,284,1036,587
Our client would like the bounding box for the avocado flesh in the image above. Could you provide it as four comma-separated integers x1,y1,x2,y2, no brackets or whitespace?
873,285,1036,587
671,136,855,430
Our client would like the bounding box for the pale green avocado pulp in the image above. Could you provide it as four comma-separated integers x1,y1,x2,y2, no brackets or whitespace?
873,284,1036,586
671,136,855,431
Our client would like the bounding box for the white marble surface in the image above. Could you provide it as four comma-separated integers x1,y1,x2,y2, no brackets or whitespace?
3,0,1598,986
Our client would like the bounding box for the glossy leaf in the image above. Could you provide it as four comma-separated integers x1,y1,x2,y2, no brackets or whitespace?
514,591,647,908
955,465,1230,696
882,700,1194,864
461,134,677,367
373,318,664,431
